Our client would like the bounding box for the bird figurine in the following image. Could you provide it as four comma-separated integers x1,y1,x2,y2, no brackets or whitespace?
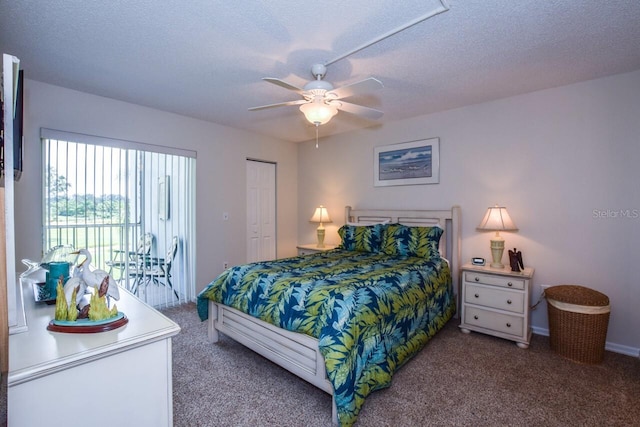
71,249,121,301
60,253,89,307
63,276,88,308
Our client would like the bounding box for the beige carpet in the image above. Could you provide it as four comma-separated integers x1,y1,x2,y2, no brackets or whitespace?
162,303,640,426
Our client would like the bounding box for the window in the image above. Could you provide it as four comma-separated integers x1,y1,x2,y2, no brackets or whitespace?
41,128,196,308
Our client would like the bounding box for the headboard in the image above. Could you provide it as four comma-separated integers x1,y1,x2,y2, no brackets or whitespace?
345,205,462,308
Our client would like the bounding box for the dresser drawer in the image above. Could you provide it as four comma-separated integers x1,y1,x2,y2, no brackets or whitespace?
464,306,524,337
464,271,525,290
464,283,524,313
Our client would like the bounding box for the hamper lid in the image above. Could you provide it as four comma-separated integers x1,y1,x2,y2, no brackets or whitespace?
545,285,609,306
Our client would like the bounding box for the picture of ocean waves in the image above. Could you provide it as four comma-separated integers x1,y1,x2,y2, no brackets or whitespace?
378,145,432,180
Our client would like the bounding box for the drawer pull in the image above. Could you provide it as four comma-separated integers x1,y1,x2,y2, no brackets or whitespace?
506,323,511,328
474,315,479,320
507,299,512,304
475,277,480,282
508,282,513,287
474,293,479,298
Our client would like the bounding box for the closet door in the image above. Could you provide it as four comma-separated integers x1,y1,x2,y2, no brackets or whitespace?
246,160,276,263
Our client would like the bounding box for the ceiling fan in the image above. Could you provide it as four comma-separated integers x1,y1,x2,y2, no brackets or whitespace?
249,63,384,126
247,1,449,131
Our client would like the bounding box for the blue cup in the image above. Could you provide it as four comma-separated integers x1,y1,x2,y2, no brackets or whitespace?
45,261,70,300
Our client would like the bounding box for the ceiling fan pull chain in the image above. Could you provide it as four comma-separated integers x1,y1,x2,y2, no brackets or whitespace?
315,123,319,149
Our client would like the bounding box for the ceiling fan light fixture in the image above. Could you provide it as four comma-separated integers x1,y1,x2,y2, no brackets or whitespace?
303,80,333,92
300,99,337,125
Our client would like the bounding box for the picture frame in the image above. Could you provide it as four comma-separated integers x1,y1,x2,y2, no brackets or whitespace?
374,138,440,187
158,175,170,220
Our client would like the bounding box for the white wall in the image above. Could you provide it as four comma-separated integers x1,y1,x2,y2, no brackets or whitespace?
16,80,299,295
298,70,640,354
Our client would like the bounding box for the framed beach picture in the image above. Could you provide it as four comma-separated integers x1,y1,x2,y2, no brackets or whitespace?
374,138,440,187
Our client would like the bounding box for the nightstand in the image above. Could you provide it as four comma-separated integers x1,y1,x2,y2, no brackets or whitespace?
297,244,337,256
459,263,534,349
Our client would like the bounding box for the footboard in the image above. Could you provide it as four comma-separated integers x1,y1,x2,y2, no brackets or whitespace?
208,301,337,421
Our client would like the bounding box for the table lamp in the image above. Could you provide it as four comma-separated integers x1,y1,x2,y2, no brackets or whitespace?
310,205,332,248
477,205,518,269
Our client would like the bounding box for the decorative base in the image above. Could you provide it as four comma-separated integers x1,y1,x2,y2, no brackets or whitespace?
489,237,505,269
47,312,128,333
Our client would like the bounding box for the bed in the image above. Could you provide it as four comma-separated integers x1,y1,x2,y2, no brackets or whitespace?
197,206,461,426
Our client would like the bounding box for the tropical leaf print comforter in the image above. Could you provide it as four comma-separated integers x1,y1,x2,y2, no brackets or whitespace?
197,249,455,427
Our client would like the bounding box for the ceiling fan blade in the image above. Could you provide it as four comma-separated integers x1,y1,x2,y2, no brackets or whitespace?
329,100,384,120
263,78,305,94
326,77,383,100
248,99,308,111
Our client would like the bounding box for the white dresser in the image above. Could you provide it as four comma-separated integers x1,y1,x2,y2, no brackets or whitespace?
459,263,534,349
8,279,181,426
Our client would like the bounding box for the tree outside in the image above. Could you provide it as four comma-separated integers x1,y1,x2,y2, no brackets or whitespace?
45,166,131,272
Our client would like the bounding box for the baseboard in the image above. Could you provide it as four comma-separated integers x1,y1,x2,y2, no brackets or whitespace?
532,326,640,358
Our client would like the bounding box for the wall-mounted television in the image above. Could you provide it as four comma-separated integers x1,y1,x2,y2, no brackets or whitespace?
1,68,24,183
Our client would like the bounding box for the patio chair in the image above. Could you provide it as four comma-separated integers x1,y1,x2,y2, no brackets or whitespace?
131,236,179,300
106,232,153,281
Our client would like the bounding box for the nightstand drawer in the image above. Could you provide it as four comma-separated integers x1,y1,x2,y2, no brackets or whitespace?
465,283,524,313
464,271,525,290
464,306,524,337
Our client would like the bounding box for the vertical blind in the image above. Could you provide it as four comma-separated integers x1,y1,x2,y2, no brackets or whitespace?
41,128,196,308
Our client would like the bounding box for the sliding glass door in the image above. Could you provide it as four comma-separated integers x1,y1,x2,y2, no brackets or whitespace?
41,129,196,307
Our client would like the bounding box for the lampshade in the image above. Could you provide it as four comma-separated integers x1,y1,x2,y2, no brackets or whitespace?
477,206,518,232
300,99,338,125
477,205,518,269
310,205,332,224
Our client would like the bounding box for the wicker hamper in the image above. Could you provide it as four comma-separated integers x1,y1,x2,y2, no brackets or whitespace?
546,285,610,364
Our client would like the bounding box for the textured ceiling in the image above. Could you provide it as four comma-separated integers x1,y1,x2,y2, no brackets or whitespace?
1,0,639,143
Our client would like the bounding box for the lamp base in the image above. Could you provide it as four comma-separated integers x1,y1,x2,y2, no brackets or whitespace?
316,228,325,248
489,237,505,269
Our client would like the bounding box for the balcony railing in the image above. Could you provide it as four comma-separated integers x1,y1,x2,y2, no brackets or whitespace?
44,222,142,280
